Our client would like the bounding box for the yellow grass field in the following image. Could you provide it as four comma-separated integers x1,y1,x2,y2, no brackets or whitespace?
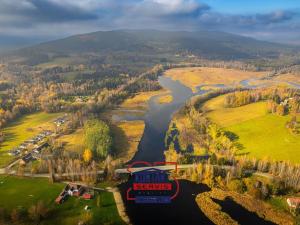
56,129,85,153
0,112,63,167
202,94,268,127
112,120,145,162
157,94,173,104
274,73,300,83
121,90,168,109
164,67,267,92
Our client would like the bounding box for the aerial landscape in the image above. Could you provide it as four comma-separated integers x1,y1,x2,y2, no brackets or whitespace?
0,0,300,225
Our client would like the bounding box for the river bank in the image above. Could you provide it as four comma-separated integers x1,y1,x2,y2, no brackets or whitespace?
114,68,300,225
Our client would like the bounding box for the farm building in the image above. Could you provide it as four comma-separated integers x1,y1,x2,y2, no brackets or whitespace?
287,197,300,214
55,183,94,204
55,190,68,204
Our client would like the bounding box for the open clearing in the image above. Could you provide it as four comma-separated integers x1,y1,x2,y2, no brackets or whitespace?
157,94,173,104
56,128,85,153
0,112,63,167
274,73,300,84
164,67,267,92
203,94,268,127
112,120,145,163
202,95,300,163
0,176,125,225
121,89,168,110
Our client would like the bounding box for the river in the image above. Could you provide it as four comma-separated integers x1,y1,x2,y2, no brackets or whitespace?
117,75,290,225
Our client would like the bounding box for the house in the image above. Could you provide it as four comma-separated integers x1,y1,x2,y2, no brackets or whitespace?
8,149,20,156
287,197,300,214
65,183,86,197
73,186,86,197
20,153,35,164
27,139,36,144
82,193,93,200
19,144,27,149
287,197,300,208
55,183,93,204
55,191,68,204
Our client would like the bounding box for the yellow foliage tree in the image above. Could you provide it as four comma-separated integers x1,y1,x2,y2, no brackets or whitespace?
83,149,93,163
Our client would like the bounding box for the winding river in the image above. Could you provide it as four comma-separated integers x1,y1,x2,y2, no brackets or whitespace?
131,76,201,162
117,75,296,225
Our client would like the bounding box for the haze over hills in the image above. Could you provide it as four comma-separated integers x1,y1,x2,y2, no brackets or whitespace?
3,30,299,66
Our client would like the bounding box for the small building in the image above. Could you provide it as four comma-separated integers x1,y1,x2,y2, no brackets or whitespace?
287,197,300,214
20,153,35,164
73,186,86,197
55,183,93,204
55,191,68,204
82,193,93,200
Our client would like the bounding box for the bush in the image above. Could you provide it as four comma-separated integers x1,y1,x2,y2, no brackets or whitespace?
296,215,300,225
227,179,246,193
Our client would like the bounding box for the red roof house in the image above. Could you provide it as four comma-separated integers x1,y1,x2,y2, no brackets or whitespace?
287,198,300,209
82,193,93,200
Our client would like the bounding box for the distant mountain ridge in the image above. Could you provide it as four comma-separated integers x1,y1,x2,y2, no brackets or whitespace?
3,30,298,65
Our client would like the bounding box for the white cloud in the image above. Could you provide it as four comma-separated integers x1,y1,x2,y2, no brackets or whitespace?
0,0,298,45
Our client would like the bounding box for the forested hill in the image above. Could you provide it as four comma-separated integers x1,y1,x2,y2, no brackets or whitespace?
3,30,298,66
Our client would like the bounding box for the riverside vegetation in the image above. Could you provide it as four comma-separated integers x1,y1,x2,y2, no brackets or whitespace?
164,86,300,224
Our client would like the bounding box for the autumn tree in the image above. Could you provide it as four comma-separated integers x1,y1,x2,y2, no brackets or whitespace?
10,209,21,224
84,119,112,159
164,143,180,162
28,201,49,223
83,149,93,163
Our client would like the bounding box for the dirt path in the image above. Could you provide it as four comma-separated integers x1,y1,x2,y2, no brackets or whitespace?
112,187,132,225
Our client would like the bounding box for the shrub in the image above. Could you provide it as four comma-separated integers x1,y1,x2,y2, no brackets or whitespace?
227,179,246,193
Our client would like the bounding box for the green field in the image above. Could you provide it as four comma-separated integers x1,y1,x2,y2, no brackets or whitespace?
0,112,63,167
0,176,125,225
203,94,268,127
203,95,300,163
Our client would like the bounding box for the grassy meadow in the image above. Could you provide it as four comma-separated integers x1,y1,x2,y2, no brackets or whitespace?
202,95,300,163
157,94,173,104
112,120,145,162
56,129,85,153
274,73,300,84
0,176,124,225
203,94,268,127
164,67,267,92
121,89,168,109
0,112,63,167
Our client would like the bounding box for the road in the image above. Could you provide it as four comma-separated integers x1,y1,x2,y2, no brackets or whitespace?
1,170,104,177
115,164,234,174
1,163,274,181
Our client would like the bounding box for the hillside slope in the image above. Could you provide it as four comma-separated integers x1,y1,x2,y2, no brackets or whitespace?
3,30,297,65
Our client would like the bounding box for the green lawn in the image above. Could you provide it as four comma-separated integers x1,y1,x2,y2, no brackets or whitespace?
0,112,62,167
268,196,290,213
0,176,64,210
0,176,125,225
227,114,300,163
203,94,268,127
203,95,300,163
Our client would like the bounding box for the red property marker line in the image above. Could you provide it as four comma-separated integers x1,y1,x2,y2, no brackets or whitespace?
127,187,135,200
126,161,152,173
127,161,178,173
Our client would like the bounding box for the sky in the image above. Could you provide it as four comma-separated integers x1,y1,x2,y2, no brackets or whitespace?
0,0,300,49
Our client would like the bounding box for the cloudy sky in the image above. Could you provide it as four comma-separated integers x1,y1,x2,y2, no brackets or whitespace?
0,0,300,49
